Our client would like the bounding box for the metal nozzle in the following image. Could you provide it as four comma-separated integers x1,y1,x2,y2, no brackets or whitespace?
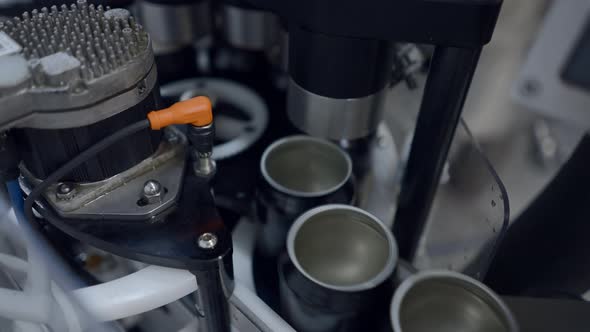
188,123,216,180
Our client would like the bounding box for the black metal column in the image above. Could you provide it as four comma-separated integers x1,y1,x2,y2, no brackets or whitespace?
393,46,482,260
191,253,234,332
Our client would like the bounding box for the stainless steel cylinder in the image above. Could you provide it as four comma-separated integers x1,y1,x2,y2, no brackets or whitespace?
391,270,519,332
280,205,397,332
138,0,210,53
287,78,388,140
221,5,280,51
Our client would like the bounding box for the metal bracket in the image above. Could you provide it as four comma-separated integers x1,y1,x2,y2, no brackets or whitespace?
22,128,187,221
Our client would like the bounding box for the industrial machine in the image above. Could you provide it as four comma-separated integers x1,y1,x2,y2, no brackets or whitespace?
0,0,588,331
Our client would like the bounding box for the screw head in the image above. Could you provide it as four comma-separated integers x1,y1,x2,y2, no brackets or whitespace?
56,183,76,200
58,183,73,194
137,80,147,95
143,180,162,196
198,233,218,249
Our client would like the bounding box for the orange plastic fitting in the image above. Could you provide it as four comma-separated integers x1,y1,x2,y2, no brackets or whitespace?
148,96,213,130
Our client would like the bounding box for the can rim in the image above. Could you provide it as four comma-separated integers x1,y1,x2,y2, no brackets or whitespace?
260,135,353,198
287,204,398,292
390,270,519,332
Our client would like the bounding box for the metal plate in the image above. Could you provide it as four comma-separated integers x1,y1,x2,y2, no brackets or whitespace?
35,174,232,270
22,129,187,221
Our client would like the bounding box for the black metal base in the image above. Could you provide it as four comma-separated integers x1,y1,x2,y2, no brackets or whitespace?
35,173,235,331
35,174,232,271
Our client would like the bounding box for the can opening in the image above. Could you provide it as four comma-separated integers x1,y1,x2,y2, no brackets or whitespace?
290,206,396,290
394,274,515,332
262,136,351,197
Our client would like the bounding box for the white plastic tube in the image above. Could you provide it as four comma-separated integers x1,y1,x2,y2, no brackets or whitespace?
0,289,51,323
73,265,197,322
0,210,25,249
0,252,28,273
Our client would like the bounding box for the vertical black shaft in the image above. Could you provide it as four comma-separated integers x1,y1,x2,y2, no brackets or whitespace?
192,258,233,332
393,46,483,260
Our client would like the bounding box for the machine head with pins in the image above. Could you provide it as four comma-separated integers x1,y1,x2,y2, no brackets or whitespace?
0,1,155,131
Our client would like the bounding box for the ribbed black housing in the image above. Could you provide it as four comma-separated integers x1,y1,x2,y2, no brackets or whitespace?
289,25,394,99
14,90,162,183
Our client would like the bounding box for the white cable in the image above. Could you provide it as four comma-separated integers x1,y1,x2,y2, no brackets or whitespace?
73,265,197,322
177,319,199,332
2,207,51,296
0,210,52,326
19,214,51,296
51,283,82,332
0,252,28,273
0,210,26,256
0,289,51,323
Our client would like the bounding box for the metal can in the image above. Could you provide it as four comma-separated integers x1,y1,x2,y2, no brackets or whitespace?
254,136,354,308
390,270,519,332
280,205,398,332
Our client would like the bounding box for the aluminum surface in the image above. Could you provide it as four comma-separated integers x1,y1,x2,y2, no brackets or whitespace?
391,270,518,332
287,205,397,291
0,2,156,130
287,78,388,140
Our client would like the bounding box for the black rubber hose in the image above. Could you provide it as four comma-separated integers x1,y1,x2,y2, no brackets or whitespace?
23,119,151,225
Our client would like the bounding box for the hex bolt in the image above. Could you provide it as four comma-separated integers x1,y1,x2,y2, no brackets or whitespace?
143,180,161,196
56,183,76,200
198,233,218,249
141,180,164,205
58,183,73,194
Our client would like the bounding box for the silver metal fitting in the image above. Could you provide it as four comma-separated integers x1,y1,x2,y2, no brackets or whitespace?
193,151,217,179
287,78,388,140
141,180,164,205
56,183,76,201
198,233,218,249
187,122,217,180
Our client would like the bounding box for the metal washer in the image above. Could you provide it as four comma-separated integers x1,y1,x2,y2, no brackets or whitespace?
161,78,269,160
